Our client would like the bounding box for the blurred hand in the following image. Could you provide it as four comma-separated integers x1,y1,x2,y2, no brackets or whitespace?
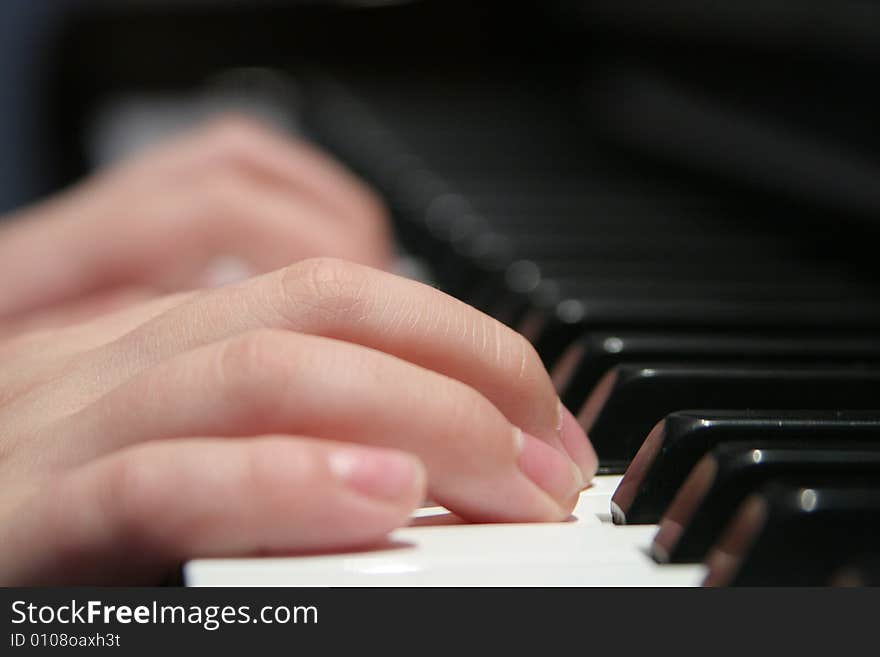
0,115,392,323
0,258,596,584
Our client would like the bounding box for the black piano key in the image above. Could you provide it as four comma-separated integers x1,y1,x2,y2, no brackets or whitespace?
531,297,880,369
652,444,880,564
492,267,864,328
554,333,880,413
704,480,880,586
473,235,824,278
611,409,880,525
444,233,516,309
488,246,879,327
504,254,840,283
579,364,880,473
538,272,865,302
493,255,846,324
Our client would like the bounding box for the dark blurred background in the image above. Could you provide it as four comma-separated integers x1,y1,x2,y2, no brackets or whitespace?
3,0,880,222
0,0,74,212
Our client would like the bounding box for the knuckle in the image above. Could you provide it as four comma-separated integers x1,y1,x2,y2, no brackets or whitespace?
278,257,370,323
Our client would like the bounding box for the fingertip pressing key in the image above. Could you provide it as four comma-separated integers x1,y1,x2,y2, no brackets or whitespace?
516,427,585,508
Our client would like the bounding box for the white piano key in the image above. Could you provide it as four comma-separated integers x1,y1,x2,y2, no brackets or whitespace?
184,476,705,586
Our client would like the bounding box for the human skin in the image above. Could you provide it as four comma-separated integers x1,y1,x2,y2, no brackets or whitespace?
0,117,597,585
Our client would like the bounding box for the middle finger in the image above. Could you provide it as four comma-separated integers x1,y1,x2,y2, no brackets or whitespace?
92,258,595,477
54,329,583,522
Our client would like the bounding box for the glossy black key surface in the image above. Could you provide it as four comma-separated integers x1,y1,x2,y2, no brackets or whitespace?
704,481,880,586
652,444,880,564
554,333,880,413
532,298,880,370
309,79,880,375
611,410,880,525
579,364,880,473
489,255,848,328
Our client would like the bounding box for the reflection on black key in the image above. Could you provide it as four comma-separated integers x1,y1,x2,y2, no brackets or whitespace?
533,298,880,369
554,333,880,413
579,364,880,473
704,480,880,586
652,445,880,563
611,410,880,525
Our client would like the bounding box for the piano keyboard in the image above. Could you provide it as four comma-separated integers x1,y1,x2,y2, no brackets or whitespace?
185,475,704,586
184,72,880,586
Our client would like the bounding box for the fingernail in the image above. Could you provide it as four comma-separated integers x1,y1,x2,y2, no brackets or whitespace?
558,401,598,485
330,448,424,503
516,428,583,501
200,255,257,287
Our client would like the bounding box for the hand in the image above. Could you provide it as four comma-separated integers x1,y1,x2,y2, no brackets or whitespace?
0,115,392,321
0,258,597,584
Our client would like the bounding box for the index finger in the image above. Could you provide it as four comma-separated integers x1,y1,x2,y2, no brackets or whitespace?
99,258,596,480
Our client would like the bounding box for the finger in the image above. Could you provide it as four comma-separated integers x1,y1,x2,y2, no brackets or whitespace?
0,291,199,410
58,330,582,522
61,289,199,344
188,170,387,271
0,207,113,318
0,436,425,585
102,259,594,480
0,289,194,366
109,115,391,256
80,172,387,293
0,191,224,317
0,285,159,337
0,116,392,318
